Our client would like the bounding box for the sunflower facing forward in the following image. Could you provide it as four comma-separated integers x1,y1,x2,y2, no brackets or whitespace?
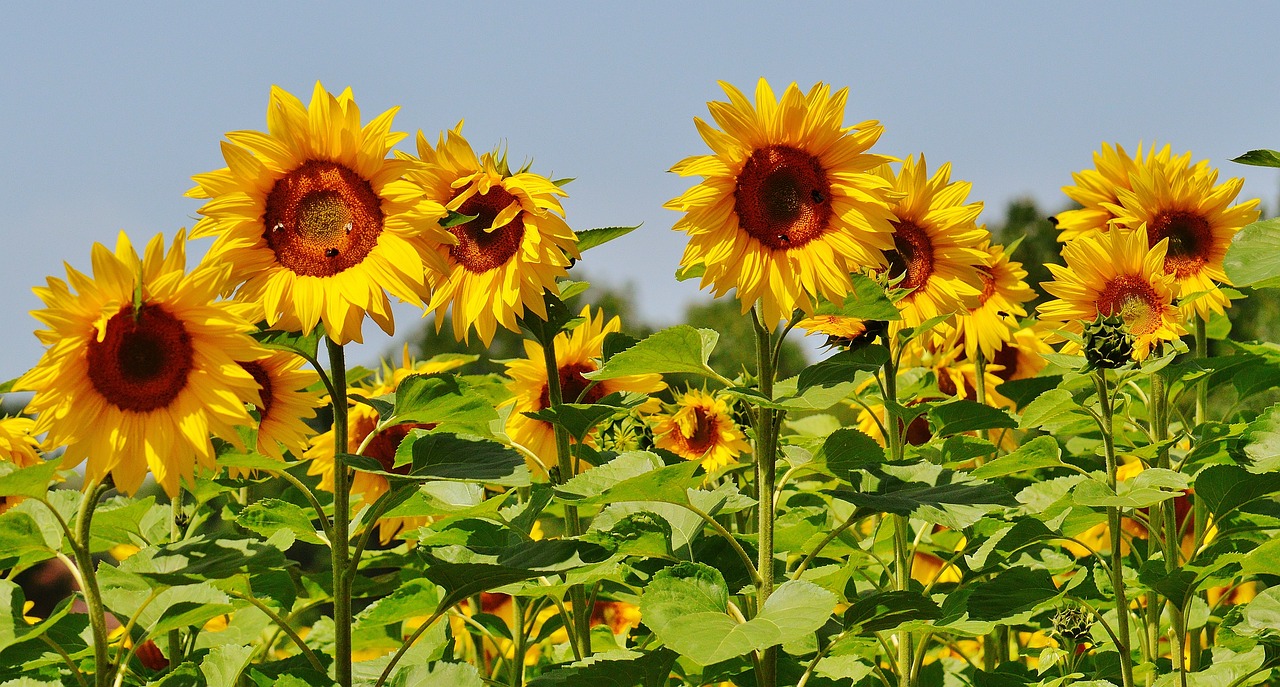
949,241,1035,362
188,83,452,344
1039,229,1183,360
405,123,579,345
504,306,665,471
1053,142,1162,242
17,231,263,496
875,155,990,331
651,389,751,473
666,79,899,327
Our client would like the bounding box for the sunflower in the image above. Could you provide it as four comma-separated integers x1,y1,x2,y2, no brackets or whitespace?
1038,229,1184,360
650,389,751,473
875,155,990,331
988,325,1051,385
1053,142,1163,242
504,306,665,471
666,78,899,327
188,82,451,344
404,123,579,345
796,314,876,349
949,241,1035,362
237,350,324,461
304,348,469,541
1105,152,1260,319
0,417,41,467
16,231,262,496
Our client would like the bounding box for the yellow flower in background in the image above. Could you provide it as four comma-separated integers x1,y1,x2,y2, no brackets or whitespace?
875,155,990,332
796,315,874,349
504,306,664,471
666,78,899,327
406,123,579,345
1105,152,1259,319
305,348,469,541
0,416,41,467
949,241,1035,362
988,325,1051,386
17,231,262,496
236,349,324,462
1039,229,1184,360
1053,142,1166,242
651,389,751,473
187,82,451,344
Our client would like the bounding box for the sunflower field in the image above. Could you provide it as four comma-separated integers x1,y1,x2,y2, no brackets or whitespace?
5,78,1280,687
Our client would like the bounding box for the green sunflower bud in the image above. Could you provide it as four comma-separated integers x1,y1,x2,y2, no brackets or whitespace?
1051,605,1094,644
1083,313,1133,371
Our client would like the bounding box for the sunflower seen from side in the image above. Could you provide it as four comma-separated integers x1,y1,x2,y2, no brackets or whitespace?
406,123,579,345
666,78,899,327
0,417,41,468
1053,142,1166,242
1106,152,1260,319
16,231,263,496
876,155,990,332
304,349,469,541
188,82,451,344
651,389,751,473
504,306,664,471
949,241,1035,362
1038,229,1184,360
237,350,324,462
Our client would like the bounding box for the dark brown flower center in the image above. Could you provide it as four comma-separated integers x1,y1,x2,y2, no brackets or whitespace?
683,406,716,455
734,145,833,250
1147,210,1211,279
991,343,1020,382
450,186,525,273
539,362,606,408
1097,275,1162,336
239,361,274,421
886,220,935,293
87,304,194,413
353,415,436,475
262,160,384,277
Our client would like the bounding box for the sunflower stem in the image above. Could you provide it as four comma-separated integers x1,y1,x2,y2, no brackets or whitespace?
71,479,111,687
1096,369,1135,687
1190,314,1208,671
1152,369,1189,687
167,489,184,666
750,305,780,687
327,339,353,687
881,350,916,686
540,331,591,658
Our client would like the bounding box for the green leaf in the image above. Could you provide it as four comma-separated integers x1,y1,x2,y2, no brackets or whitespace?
0,461,60,499
797,346,888,392
1241,404,1280,473
815,427,886,479
674,262,705,282
995,375,1063,411
1232,149,1280,168
970,436,1063,480
252,326,323,363
1195,465,1280,520
525,391,649,442
841,474,1015,529
423,540,612,611
813,274,900,321
519,286,589,346
724,378,859,412
1073,469,1190,509
639,562,835,666
574,225,640,252
200,644,255,687
382,431,529,486
1018,389,1089,431
556,451,664,500
966,567,1062,621
355,579,440,629
555,459,702,506
387,662,485,687
843,590,942,634
147,584,238,636
216,451,293,472
1225,218,1280,289
527,649,679,687
586,325,718,380
440,210,479,228
928,400,1016,436
389,374,498,433
121,535,289,586
237,499,327,546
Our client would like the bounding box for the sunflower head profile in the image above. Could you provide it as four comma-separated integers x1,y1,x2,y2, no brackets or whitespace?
188,82,452,344
405,123,580,345
235,349,324,464
17,231,264,496
666,78,900,327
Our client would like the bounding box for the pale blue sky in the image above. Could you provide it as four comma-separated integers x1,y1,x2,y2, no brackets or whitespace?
2,3,1279,380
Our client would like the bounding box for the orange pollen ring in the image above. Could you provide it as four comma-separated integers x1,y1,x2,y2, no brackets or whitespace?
263,160,384,277
449,185,526,274
734,145,834,251
1096,275,1164,335
887,220,935,293
977,269,998,305
87,304,194,413
1147,210,1212,279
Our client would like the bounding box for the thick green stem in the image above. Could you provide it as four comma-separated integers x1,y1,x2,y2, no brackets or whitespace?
327,339,352,687
881,355,915,685
540,334,591,657
511,595,527,687
1190,315,1208,671
1152,371,1189,687
1096,370,1136,687
71,480,111,687
167,489,183,665
751,308,779,687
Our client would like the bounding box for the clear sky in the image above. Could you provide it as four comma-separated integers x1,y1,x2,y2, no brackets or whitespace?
2,2,1278,381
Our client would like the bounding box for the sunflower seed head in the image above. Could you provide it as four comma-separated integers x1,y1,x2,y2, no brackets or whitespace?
1083,313,1133,371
